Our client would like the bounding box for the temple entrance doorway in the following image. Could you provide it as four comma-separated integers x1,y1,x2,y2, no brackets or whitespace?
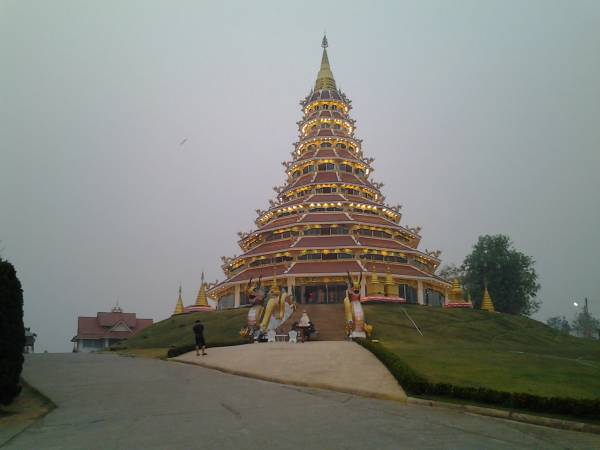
294,284,346,304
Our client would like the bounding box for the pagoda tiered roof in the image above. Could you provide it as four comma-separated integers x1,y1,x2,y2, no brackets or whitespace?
208,36,449,301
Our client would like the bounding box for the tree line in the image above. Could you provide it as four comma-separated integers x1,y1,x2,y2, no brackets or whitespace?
438,234,541,316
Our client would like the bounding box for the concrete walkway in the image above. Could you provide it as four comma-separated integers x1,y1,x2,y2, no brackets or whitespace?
172,341,406,401
10,354,600,449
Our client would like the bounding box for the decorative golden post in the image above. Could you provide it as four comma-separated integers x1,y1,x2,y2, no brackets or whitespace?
368,266,384,296
385,266,399,297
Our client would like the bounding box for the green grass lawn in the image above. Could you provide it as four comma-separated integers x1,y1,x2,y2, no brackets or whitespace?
123,308,247,351
364,304,600,400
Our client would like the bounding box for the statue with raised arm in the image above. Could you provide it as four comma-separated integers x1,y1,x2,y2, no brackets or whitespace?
343,271,373,338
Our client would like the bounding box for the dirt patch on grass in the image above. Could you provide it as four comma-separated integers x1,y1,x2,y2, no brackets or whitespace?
0,380,55,446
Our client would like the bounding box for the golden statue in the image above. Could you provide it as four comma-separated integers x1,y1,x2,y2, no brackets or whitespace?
343,272,373,338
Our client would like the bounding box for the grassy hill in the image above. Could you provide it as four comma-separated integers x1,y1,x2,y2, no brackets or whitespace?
120,304,600,401
364,304,600,400
122,308,247,354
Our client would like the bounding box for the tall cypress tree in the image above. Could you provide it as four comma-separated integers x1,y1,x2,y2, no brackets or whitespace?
0,258,25,405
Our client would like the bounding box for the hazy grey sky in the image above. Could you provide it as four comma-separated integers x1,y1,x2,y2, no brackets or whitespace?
1,0,599,352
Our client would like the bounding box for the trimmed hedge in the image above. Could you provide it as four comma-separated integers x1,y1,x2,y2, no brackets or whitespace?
356,339,600,419
0,259,25,405
166,340,245,358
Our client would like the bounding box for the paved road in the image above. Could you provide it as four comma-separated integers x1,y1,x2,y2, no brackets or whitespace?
6,353,600,450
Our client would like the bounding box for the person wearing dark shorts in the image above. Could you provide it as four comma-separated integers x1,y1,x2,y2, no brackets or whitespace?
193,320,206,356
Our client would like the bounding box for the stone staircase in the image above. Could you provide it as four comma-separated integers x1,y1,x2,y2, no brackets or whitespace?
282,304,347,341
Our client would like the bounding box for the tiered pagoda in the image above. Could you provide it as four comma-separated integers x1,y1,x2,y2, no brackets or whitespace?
208,36,450,307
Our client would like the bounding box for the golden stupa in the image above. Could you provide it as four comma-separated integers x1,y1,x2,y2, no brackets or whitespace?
173,286,184,315
480,286,495,312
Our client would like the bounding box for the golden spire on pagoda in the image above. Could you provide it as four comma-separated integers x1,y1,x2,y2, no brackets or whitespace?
481,286,495,312
315,34,336,90
173,285,184,315
195,272,209,307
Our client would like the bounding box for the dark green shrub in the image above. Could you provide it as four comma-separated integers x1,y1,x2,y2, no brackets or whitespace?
356,338,600,419
0,259,25,405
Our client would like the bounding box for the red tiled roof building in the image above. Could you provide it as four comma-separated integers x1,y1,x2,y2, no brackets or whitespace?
208,36,450,307
71,304,153,352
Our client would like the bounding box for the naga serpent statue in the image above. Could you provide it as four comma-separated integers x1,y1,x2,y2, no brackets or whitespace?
344,271,373,338
239,276,266,340
240,276,296,341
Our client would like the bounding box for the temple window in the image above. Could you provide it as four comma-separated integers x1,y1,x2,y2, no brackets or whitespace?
343,188,358,195
304,226,349,236
303,165,315,174
357,229,392,238
309,207,343,212
265,230,299,241
352,207,377,215
384,255,408,263
308,144,316,150
331,226,349,235
360,253,384,261
334,124,341,129
320,142,332,148
335,143,346,149
355,168,365,176
318,163,335,171
304,228,321,236
399,284,418,303
339,164,353,173
298,253,322,261
292,170,300,178
250,258,273,267
315,186,336,193
274,256,293,263
331,105,337,110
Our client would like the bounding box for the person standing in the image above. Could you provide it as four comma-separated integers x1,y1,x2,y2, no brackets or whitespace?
193,319,206,356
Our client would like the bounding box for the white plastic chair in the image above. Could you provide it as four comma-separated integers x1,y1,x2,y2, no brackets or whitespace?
267,329,276,343
288,330,298,343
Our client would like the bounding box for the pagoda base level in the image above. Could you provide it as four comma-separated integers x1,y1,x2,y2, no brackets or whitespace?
443,303,473,309
349,331,367,338
183,306,215,313
361,296,406,304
